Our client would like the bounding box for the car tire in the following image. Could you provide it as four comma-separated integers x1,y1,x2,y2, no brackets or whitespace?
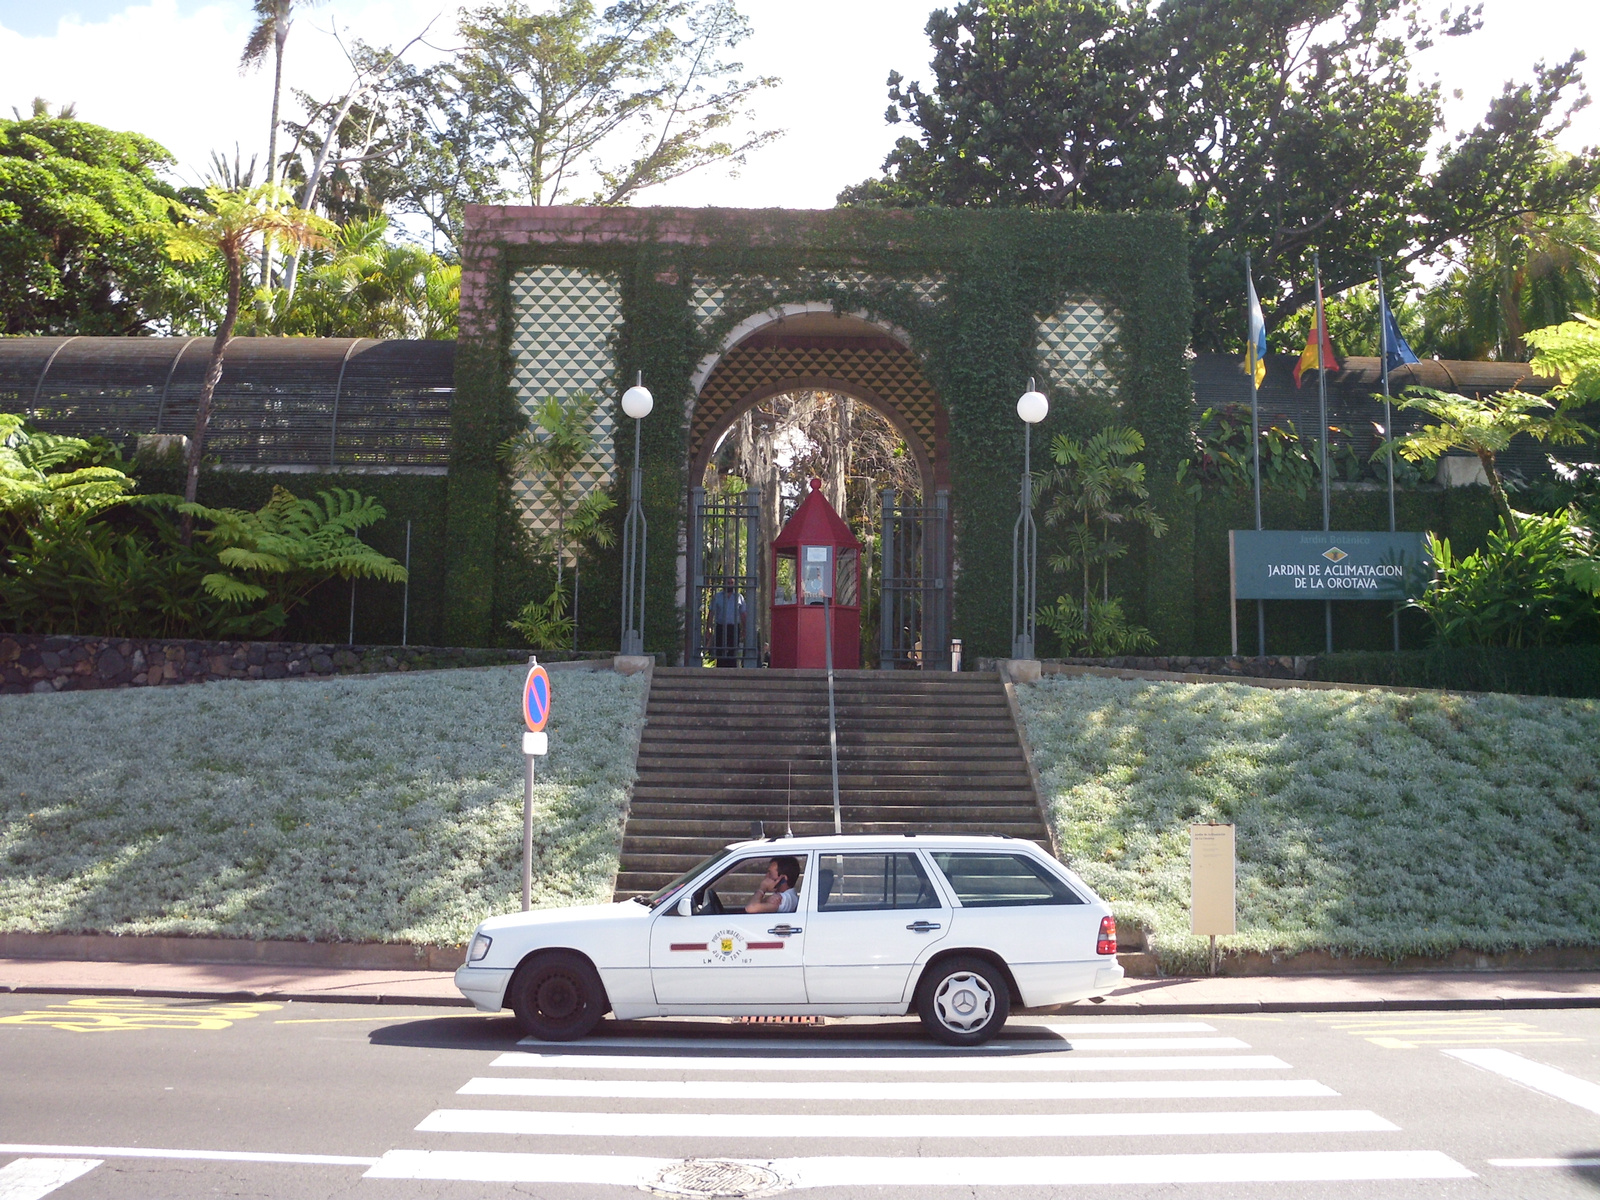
914,956,1011,1046
508,950,607,1041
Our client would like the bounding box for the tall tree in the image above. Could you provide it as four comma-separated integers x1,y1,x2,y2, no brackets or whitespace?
370,0,779,254
841,0,1600,351
162,185,332,535
240,0,324,288
0,110,203,335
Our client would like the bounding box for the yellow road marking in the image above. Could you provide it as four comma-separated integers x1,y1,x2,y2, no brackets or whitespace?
1317,1013,1582,1050
0,997,280,1033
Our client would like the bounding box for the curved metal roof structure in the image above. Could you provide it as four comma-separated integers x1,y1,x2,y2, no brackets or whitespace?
0,337,453,469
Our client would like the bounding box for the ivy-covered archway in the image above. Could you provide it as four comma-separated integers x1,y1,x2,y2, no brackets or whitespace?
443,206,1192,659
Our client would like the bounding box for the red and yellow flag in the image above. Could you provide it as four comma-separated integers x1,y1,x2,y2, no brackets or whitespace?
1293,273,1340,387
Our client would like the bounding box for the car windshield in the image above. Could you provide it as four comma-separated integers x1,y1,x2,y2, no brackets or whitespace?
640,851,731,909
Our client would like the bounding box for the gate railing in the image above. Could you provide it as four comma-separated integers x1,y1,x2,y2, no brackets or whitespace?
878,488,949,670
687,486,762,668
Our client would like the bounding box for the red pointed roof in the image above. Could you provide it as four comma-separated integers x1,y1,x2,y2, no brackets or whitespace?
772,478,862,551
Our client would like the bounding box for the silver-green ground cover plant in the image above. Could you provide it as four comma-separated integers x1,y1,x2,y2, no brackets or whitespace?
1015,675,1600,972
0,667,644,945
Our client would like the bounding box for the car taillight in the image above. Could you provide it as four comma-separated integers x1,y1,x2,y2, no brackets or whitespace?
1096,915,1117,955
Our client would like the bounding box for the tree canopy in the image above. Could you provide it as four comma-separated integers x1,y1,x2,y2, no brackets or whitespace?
840,0,1600,351
0,111,205,335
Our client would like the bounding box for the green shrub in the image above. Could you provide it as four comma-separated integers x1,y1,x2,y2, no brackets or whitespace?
1314,646,1600,698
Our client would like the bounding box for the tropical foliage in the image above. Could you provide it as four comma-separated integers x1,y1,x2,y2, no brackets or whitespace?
0,109,206,335
0,416,136,533
1418,514,1598,648
499,393,617,649
1038,426,1164,654
178,486,408,634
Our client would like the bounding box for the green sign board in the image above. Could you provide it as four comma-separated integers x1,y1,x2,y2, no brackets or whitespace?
1230,530,1433,601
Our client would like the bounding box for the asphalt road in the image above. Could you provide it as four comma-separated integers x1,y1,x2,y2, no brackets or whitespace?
2,993,1599,1199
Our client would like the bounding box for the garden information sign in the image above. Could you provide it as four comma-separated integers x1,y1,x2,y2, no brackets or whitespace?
1229,530,1432,601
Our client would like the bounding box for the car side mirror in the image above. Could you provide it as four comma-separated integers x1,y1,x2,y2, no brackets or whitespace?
677,893,694,917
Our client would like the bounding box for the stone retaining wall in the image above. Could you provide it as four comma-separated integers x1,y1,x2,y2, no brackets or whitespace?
0,634,607,695
979,654,1316,679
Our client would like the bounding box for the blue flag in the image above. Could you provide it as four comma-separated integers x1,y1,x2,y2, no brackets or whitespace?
1379,288,1419,372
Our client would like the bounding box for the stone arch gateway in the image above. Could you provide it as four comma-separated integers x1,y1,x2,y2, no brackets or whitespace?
444,206,1193,659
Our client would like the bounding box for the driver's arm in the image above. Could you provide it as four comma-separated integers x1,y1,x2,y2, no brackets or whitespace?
745,888,779,914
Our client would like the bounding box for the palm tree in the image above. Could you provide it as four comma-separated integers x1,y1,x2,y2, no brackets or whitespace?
240,0,323,287
162,185,332,539
1041,426,1167,633
499,393,617,647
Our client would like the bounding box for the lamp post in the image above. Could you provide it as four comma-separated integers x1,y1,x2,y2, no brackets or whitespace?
1012,378,1048,659
619,372,652,657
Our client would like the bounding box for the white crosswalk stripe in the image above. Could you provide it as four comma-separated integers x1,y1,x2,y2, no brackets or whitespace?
0,1158,101,1200
368,1020,1476,1191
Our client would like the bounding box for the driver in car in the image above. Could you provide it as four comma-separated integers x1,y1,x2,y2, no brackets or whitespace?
744,856,800,914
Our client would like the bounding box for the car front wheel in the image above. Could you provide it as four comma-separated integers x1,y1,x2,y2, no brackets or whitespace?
915,956,1011,1046
509,950,607,1041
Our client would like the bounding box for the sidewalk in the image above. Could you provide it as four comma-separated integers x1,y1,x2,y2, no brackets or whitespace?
5,956,1600,1014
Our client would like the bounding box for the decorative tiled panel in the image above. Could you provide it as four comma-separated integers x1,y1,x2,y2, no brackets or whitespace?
1036,296,1119,394
509,266,622,550
692,273,945,332
694,341,941,468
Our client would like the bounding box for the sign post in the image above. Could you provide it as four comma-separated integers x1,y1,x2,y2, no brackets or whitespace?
1190,824,1236,976
521,657,551,911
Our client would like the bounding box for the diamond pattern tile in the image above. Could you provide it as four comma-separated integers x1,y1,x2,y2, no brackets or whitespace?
1036,296,1119,394
510,266,622,546
692,273,945,331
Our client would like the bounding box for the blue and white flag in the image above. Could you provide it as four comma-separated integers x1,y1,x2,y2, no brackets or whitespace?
1244,264,1268,387
1379,287,1420,372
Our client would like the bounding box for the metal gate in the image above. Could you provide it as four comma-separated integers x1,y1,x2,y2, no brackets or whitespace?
687,486,762,668
878,488,950,670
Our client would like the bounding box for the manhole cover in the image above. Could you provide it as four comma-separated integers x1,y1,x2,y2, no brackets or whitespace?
645,1158,787,1198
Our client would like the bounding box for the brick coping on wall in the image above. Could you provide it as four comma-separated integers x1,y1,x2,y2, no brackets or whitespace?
0,634,612,695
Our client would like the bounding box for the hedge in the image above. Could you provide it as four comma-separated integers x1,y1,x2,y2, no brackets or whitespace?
1313,647,1600,698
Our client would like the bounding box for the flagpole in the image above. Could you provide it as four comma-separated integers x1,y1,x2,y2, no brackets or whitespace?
1377,257,1399,652
1246,253,1265,656
1314,251,1332,655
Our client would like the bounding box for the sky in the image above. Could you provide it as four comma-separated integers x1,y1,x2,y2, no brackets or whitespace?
1,0,1597,212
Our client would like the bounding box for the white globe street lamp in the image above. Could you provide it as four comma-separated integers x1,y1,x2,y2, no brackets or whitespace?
620,372,652,657
1012,377,1048,660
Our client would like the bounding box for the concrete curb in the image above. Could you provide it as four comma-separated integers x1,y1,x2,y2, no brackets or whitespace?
0,932,465,972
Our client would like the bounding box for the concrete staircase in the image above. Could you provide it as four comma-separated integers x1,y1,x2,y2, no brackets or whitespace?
614,668,1049,899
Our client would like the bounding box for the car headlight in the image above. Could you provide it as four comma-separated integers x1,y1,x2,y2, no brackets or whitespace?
467,932,493,963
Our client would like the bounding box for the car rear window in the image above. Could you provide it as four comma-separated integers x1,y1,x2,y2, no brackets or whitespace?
930,851,1083,908
816,853,938,911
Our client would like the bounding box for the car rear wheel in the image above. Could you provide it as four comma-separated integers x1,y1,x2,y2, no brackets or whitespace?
509,950,607,1041
915,956,1010,1046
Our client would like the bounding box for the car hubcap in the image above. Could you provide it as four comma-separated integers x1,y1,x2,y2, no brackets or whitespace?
536,973,580,1020
933,970,994,1032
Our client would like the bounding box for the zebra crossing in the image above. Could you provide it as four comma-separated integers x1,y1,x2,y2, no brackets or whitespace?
363,1018,1476,1193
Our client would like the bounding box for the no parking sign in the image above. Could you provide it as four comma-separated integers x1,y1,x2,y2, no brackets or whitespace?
522,661,550,755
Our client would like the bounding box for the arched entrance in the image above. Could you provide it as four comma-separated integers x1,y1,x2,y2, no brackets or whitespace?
683,306,952,669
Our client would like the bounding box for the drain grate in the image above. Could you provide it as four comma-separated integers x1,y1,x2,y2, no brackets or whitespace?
646,1158,787,1198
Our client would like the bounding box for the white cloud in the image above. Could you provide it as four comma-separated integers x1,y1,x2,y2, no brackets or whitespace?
1,0,1594,211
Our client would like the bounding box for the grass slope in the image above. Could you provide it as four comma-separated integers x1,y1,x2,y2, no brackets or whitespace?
0,668,645,945
1014,675,1600,971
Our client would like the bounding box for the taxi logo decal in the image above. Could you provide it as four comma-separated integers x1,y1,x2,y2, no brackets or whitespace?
669,931,787,963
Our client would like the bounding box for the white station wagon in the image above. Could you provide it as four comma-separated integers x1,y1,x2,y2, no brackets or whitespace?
456,834,1124,1045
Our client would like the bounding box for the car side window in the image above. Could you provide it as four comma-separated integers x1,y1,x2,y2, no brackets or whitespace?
687,856,806,916
815,853,939,912
930,852,1083,907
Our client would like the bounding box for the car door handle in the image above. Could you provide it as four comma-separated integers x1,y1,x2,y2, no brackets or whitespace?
768,925,802,936
906,921,942,932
